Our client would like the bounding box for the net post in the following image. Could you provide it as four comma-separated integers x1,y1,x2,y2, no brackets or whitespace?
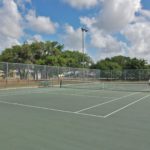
60,79,62,88
6,62,8,87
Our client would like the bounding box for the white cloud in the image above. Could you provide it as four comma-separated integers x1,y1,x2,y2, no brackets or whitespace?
119,6,150,61
25,10,58,34
1,0,150,64
26,34,43,44
61,25,83,52
123,22,150,60
140,9,150,19
0,0,22,51
90,29,127,60
95,0,141,32
0,0,59,51
80,16,96,28
63,0,99,9
15,0,32,11
78,0,150,62
0,36,20,51
61,23,128,61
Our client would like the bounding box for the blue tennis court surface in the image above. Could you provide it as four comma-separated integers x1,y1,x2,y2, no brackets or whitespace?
0,87,150,150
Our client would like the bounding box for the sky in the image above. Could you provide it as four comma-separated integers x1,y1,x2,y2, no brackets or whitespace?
0,0,150,62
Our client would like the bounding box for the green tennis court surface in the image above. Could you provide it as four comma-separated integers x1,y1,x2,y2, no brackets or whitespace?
0,87,150,150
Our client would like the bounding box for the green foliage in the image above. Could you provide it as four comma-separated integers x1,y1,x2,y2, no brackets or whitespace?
62,50,93,68
0,41,148,70
0,41,93,68
92,60,122,70
91,55,148,70
111,55,130,69
125,58,147,69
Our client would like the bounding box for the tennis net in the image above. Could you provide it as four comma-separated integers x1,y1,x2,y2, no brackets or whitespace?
61,79,150,92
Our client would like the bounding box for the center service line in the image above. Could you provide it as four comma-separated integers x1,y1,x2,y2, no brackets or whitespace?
75,92,139,113
0,100,104,118
104,94,150,118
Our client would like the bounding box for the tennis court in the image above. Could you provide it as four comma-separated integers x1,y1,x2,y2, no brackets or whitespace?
0,85,150,150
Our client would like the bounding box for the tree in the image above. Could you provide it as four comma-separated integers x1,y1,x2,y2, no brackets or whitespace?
91,56,148,70
0,41,93,68
62,50,93,68
111,55,130,69
44,41,63,56
91,59,122,70
125,58,147,69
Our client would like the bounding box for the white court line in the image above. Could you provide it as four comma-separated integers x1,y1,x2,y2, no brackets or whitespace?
0,92,112,99
0,100,104,118
104,94,150,118
75,92,139,113
76,90,115,98
51,92,114,99
0,86,62,93
76,89,103,95
0,86,38,91
76,112,105,118
0,90,114,99
0,87,71,97
0,89,59,97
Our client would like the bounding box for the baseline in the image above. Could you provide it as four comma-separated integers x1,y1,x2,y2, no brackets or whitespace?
0,90,114,99
0,88,67,98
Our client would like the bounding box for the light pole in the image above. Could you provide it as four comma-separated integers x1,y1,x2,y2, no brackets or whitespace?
81,27,88,68
81,27,88,79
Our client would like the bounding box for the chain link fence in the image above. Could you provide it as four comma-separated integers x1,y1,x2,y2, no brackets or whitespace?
0,62,150,89
0,62,100,88
100,69,150,81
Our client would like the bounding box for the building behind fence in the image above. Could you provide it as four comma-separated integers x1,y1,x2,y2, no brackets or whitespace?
0,62,150,88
